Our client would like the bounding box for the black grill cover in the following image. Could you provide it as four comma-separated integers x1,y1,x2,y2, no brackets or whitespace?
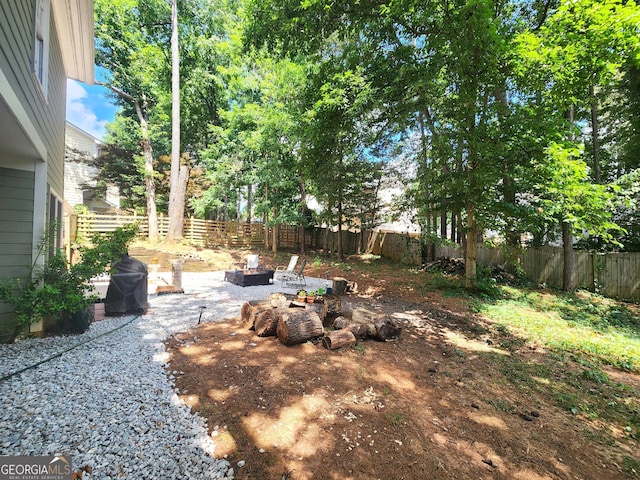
104,255,148,315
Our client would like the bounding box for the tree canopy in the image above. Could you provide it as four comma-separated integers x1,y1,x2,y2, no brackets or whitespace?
93,0,640,287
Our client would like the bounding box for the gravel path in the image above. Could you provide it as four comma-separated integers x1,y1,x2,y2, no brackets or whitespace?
0,272,331,479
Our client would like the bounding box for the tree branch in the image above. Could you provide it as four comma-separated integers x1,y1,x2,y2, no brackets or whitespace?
95,80,135,103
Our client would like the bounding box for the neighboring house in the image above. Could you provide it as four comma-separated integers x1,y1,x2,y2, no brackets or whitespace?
0,0,94,341
65,121,119,213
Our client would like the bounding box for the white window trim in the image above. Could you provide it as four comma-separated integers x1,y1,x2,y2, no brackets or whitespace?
34,0,51,98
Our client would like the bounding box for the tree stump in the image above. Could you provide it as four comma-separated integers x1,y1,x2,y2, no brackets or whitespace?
323,329,357,350
332,277,348,296
277,310,323,346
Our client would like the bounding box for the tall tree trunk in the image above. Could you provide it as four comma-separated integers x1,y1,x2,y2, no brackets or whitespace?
246,183,252,223
167,0,184,240
137,99,158,242
337,150,344,262
299,179,306,255
97,82,158,241
562,105,577,291
450,211,456,242
589,83,601,184
263,182,270,249
440,162,449,238
465,202,477,289
271,219,278,253
337,202,344,262
496,85,519,248
223,192,229,222
562,220,576,291
432,207,437,234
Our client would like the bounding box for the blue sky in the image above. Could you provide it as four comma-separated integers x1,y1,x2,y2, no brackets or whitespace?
65,68,118,140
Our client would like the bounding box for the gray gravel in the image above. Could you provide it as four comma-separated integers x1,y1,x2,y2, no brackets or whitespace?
0,271,331,479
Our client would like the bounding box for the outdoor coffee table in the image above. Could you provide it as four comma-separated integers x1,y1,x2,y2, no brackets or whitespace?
224,269,274,287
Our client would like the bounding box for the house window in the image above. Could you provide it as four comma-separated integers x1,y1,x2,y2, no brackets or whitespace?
34,0,50,96
49,191,63,252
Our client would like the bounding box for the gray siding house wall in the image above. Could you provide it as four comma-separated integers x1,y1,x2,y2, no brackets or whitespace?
0,0,93,341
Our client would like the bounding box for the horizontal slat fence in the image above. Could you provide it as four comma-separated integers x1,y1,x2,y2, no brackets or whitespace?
366,230,640,302
76,214,265,248
75,216,639,302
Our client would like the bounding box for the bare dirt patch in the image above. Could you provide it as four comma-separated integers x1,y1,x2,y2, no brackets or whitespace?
162,249,639,480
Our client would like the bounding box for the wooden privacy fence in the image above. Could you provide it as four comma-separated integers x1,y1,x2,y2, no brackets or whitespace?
76,213,268,248
368,230,640,302
74,213,368,252
74,215,639,302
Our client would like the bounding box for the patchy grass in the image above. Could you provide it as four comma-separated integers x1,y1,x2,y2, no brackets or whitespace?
475,286,640,372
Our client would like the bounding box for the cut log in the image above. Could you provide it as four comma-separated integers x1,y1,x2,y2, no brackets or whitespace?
371,319,402,341
267,293,288,306
332,316,348,330
332,277,348,296
322,295,342,326
240,301,269,330
323,329,357,350
240,294,288,330
156,285,184,295
333,308,401,341
352,307,384,324
254,309,281,337
305,302,326,323
277,310,324,346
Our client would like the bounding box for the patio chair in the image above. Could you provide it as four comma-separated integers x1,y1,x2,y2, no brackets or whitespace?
274,255,299,279
245,254,259,270
282,259,307,287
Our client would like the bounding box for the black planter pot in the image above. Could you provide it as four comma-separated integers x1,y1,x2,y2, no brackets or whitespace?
46,307,94,335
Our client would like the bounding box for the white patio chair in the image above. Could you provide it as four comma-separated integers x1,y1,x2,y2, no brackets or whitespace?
245,254,259,270
282,259,307,287
275,255,299,278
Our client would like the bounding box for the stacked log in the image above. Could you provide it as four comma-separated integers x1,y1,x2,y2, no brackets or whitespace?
323,329,357,350
331,307,401,341
322,295,342,326
254,309,281,337
277,310,324,345
240,293,288,330
238,297,399,350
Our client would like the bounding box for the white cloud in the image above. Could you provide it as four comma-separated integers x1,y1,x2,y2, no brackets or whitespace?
66,79,109,140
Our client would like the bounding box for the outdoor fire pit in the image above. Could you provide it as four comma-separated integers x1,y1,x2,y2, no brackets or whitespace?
224,269,274,287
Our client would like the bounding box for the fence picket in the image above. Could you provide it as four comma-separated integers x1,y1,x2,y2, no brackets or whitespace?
75,215,639,302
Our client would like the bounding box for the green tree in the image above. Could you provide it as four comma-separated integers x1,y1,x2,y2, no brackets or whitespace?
94,0,173,240
514,0,640,288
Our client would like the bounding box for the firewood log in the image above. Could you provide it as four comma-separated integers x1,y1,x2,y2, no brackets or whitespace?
323,329,357,350
277,310,323,346
240,294,288,330
322,295,342,326
254,309,280,337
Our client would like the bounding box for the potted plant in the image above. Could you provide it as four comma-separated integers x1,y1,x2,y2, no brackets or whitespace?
306,290,316,304
297,290,307,303
0,223,138,339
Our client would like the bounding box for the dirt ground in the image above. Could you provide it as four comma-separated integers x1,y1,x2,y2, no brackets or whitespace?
162,249,639,480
